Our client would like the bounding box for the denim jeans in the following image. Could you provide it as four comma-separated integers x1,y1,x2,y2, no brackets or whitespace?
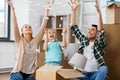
10,72,35,80
76,66,108,80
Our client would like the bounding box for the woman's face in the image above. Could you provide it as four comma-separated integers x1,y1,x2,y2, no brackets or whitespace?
22,24,32,34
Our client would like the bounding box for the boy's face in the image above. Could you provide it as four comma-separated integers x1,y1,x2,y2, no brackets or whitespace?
87,26,97,40
48,29,56,40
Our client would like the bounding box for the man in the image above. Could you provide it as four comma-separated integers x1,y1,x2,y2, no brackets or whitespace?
68,0,108,80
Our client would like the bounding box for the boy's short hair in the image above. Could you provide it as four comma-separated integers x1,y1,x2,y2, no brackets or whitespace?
91,24,98,30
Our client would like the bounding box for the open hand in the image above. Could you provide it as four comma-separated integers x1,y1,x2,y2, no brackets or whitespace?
68,0,80,11
46,0,54,11
95,0,100,13
5,0,14,8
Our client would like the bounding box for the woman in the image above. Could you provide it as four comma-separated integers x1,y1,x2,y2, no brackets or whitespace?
6,0,54,80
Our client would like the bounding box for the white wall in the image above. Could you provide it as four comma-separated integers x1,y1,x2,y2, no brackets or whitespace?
0,42,16,68
29,0,71,36
100,0,107,24
10,0,29,40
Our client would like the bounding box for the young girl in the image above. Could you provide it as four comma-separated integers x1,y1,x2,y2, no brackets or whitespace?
6,0,54,80
43,27,67,66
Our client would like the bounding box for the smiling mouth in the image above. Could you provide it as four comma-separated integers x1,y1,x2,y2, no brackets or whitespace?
26,29,31,31
50,36,54,38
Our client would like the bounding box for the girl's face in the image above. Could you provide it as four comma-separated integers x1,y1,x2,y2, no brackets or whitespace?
48,29,56,41
22,24,32,34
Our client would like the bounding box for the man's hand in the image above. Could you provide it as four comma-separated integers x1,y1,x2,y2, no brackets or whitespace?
95,0,100,13
95,0,103,31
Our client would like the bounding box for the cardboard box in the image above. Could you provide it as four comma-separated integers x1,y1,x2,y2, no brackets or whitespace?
106,2,120,24
36,65,83,80
104,24,120,80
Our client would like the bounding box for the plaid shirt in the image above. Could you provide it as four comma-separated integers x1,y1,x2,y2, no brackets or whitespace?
71,25,106,67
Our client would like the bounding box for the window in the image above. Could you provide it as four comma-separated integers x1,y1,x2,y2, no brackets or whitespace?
108,0,120,1
0,0,10,41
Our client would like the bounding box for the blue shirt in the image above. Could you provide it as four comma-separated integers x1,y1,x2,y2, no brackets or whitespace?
45,41,62,64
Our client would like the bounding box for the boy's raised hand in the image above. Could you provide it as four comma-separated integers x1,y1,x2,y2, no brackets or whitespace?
95,0,100,13
68,0,80,11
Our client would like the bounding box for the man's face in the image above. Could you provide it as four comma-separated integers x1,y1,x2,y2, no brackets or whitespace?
87,26,97,40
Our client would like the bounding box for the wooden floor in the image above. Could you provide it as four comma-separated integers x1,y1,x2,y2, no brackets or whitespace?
0,73,10,80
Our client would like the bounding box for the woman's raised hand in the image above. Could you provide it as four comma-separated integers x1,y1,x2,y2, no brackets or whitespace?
5,0,14,8
46,0,54,11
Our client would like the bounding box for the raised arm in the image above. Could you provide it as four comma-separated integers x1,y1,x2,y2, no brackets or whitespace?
43,29,48,51
95,0,103,31
60,26,67,47
68,0,80,26
6,0,21,42
69,0,88,46
95,0,106,49
34,0,54,43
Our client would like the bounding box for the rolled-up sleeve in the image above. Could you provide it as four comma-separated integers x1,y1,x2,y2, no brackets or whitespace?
97,29,106,49
70,25,89,46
